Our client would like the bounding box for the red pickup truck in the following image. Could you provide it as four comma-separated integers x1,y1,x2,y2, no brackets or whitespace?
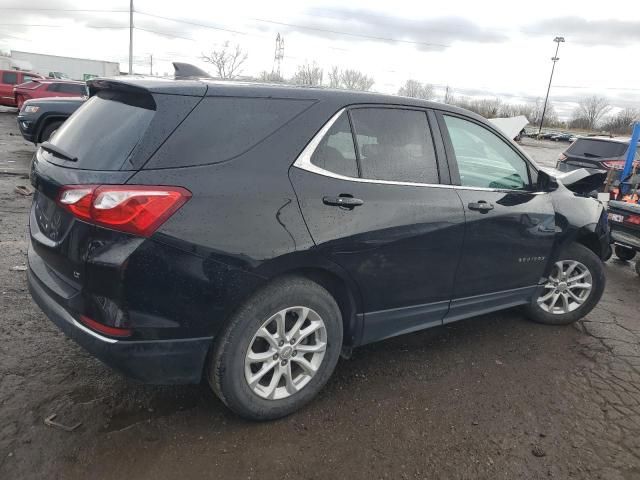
0,69,45,107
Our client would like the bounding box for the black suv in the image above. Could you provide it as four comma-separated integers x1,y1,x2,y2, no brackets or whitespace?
28,76,609,420
17,96,85,144
557,136,640,172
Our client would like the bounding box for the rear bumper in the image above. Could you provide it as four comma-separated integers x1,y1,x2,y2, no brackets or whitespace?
611,228,640,250
28,268,212,384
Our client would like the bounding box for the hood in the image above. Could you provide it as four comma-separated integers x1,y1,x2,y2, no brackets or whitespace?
540,166,607,195
24,96,86,106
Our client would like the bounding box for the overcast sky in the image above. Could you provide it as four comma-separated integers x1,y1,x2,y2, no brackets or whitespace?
1,0,639,119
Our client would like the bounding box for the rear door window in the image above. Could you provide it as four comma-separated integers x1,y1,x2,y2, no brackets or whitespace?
349,108,439,184
147,97,314,168
2,71,18,84
42,92,154,170
58,83,86,95
567,139,628,158
310,113,358,177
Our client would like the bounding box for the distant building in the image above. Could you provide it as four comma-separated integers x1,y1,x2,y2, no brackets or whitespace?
1,50,119,80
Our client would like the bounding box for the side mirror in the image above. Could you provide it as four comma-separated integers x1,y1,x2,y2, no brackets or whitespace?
537,170,558,192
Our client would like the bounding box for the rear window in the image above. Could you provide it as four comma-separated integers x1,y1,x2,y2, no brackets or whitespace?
44,93,154,170
146,97,314,168
57,83,86,95
567,138,628,158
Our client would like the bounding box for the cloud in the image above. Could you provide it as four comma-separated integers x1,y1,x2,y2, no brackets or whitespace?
276,7,508,51
525,16,640,46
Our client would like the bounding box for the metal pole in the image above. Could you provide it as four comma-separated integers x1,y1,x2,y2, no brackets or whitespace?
128,0,133,75
538,37,564,136
620,122,640,195
150,54,153,75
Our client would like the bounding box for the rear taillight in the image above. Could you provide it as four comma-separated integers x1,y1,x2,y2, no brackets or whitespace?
602,160,625,170
57,185,191,237
625,214,640,226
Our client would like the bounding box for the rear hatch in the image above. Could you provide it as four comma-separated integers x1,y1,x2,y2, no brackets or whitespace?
29,79,205,303
561,138,628,171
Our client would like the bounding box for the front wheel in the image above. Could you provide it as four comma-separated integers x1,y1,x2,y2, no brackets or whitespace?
208,276,343,420
525,243,605,325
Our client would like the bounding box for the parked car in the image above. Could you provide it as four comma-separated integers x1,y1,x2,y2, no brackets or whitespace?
607,200,640,275
28,75,609,420
0,69,44,107
550,132,573,142
557,136,640,173
13,79,87,109
17,96,85,144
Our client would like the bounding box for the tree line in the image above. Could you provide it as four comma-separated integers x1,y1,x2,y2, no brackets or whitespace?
201,43,639,136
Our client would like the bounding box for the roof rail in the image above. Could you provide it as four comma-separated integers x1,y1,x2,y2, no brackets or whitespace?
172,62,211,79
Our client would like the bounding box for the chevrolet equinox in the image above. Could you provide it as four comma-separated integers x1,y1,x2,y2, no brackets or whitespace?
28,75,609,420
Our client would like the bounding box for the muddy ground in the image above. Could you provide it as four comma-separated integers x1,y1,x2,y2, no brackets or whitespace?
1,110,639,479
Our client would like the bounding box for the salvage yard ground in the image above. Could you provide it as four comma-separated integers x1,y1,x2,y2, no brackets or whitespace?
1,109,639,479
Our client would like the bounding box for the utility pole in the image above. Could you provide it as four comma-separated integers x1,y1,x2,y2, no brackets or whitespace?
272,33,284,76
150,54,153,75
538,36,565,136
128,0,134,75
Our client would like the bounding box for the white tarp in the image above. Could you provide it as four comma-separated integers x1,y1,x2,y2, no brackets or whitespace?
489,115,529,140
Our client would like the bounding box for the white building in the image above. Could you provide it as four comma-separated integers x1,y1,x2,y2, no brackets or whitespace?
6,51,119,80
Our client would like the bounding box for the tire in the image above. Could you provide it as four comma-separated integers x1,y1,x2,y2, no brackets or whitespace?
614,245,636,261
39,120,63,143
208,275,343,421
525,243,605,325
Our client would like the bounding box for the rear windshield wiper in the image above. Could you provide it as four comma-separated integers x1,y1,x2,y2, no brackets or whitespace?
582,152,602,158
40,142,77,162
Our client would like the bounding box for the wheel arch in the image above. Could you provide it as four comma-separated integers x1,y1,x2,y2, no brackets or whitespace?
35,115,66,143
254,256,364,348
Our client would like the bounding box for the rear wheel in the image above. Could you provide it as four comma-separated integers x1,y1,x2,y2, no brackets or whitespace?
615,245,636,261
208,276,343,420
525,243,605,325
39,120,63,143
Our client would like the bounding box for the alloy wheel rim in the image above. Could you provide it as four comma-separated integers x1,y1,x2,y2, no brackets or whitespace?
537,260,593,314
244,306,327,400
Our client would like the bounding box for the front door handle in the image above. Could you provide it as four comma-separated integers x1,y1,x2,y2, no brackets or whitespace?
468,200,494,212
323,195,364,209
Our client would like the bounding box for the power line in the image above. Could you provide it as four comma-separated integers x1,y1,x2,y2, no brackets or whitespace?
0,7,128,13
135,11,249,36
0,23,128,29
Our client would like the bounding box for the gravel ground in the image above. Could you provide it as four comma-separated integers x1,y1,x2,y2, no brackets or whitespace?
1,110,639,480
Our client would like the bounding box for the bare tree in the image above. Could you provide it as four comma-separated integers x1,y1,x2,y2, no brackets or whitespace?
601,108,640,135
258,71,285,83
201,42,248,79
328,67,374,91
292,62,323,86
398,79,434,100
573,95,612,130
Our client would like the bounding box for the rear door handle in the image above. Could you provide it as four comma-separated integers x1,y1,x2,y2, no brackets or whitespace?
468,201,494,212
323,195,364,208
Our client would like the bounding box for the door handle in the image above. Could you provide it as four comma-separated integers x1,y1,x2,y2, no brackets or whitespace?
468,201,494,212
323,195,364,208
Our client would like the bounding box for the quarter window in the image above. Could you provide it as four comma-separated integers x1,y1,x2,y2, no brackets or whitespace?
350,108,439,183
311,113,358,177
444,115,530,190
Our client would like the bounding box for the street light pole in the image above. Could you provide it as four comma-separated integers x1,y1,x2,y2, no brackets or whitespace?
128,0,134,75
538,36,565,136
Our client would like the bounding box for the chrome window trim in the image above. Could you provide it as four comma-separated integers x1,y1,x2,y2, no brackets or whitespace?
292,108,545,195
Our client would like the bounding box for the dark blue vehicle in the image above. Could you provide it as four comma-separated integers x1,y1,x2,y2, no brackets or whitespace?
17,96,84,144
27,73,609,420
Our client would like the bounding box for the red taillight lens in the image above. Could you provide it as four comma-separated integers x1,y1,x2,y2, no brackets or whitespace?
602,160,625,170
625,214,640,226
79,315,132,337
58,185,191,237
